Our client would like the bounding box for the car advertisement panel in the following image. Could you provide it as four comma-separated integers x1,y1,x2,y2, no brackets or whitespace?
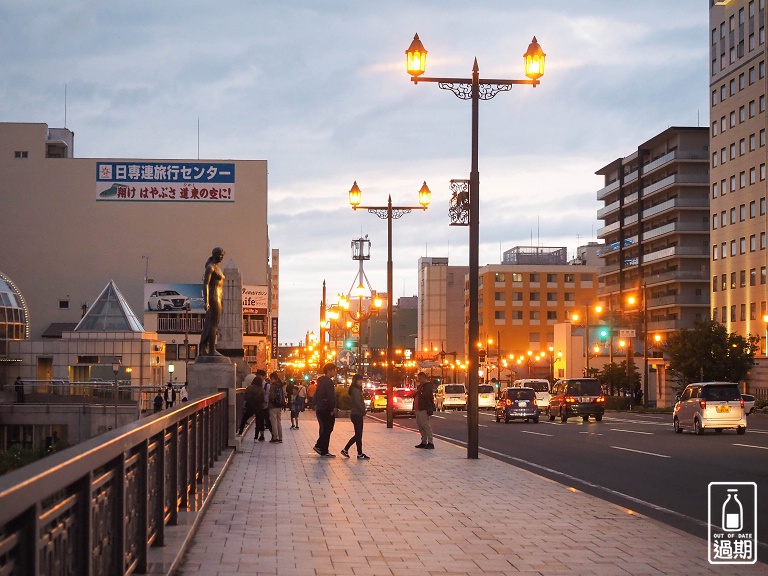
96,162,235,202
144,284,204,312
144,283,269,314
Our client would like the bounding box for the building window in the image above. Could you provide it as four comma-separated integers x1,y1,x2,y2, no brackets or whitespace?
546,292,558,302
512,310,523,320
713,276,718,292
751,302,757,321
762,267,766,285
494,273,505,283
762,232,767,250
730,111,737,127
730,143,737,159
722,274,728,291
750,66,756,84
741,304,747,322
730,79,736,95
529,292,540,302
739,106,746,122
740,204,746,221
750,201,756,218
512,292,523,301
511,273,523,283
713,308,719,322
762,197,766,215
740,237,746,254
740,171,746,188
546,311,558,321
721,211,726,227
731,240,737,257
529,310,540,320
731,305,737,322
761,164,766,180
740,73,745,90
546,273,557,283
494,311,505,320
750,168,756,184
58,300,69,309
750,235,757,251
530,273,540,283
712,153,718,167
564,292,575,302
741,270,747,287
712,91,718,107
713,244,719,260
750,268,757,286
749,101,756,117
494,291,505,302
750,133,756,151
14,151,28,158
721,148,727,164
721,116,727,132
712,182,719,198
564,273,575,283
730,208,737,224
712,120,718,136
722,242,727,258
740,139,746,155
713,214,718,230
731,175,737,192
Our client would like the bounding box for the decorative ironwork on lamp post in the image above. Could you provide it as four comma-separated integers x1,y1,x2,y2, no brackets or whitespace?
406,33,545,459
349,181,431,428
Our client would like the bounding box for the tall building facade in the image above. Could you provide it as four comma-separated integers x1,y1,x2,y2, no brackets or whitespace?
477,247,599,380
417,257,468,361
595,127,711,337
710,0,768,350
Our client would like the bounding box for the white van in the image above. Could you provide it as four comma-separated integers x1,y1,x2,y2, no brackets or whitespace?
512,379,551,410
436,383,467,411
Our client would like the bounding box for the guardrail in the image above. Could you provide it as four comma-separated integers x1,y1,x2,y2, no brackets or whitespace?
0,391,232,575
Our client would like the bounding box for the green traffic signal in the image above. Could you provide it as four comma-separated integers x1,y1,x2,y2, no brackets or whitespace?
304,374,310,381
598,328,609,340
345,340,353,349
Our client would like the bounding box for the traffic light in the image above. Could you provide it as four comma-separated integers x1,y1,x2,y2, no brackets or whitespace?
345,340,353,349
478,348,487,363
598,328,609,341
304,374,310,381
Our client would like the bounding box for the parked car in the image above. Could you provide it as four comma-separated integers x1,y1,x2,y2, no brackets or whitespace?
371,387,387,412
496,387,539,423
435,383,467,411
392,388,415,417
477,384,496,410
147,290,190,311
548,378,605,422
673,382,746,435
363,388,374,411
742,394,756,415
512,378,551,411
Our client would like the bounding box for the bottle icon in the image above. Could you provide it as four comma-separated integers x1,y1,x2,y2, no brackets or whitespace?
722,488,743,532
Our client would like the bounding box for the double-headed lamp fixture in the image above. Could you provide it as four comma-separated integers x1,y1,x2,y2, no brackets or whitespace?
348,181,431,210
406,34,546,82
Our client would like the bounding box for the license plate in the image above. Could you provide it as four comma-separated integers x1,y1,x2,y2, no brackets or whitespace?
716,405,730,413
517,401,527,408
581,397,591,403
481,394,489,398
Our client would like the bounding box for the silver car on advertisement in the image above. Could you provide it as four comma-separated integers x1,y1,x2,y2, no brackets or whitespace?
673,382,747,435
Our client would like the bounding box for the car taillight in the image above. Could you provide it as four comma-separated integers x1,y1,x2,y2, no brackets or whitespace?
505,399,512,407
565,396,577,403
596,396,605,403
699,400,707,409
393,396,399,404
740,397,745,409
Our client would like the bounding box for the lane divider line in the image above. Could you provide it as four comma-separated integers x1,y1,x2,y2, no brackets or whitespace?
610,446,671,458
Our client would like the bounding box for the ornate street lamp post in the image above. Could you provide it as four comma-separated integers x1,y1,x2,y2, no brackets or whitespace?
406,34,545,458
349,181,430,428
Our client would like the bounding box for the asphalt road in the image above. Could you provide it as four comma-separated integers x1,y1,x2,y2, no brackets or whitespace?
379,408,768,561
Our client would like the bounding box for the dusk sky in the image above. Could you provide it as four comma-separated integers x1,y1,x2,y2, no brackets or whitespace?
0,1,709,343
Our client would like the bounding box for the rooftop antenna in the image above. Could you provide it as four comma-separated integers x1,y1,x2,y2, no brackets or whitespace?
197,117,200,159
64,84,67,128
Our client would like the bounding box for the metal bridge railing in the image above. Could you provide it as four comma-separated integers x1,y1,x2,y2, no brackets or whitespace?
0,391,232,576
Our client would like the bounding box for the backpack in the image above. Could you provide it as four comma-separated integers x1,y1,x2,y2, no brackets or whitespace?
271,385,285,408
245,382,265,412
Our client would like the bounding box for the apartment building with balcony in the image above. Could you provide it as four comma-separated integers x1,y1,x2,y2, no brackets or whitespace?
710,0,768,347
595,127,711,337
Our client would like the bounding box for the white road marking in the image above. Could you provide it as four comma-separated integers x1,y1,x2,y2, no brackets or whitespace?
520,430,553,437
610,446,671,458
733,443,768,450
610,428,654,435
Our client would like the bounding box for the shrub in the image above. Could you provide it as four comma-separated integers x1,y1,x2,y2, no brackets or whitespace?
335,385,352,410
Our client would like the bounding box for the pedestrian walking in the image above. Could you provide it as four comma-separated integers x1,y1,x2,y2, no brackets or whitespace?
268,372,285,442
313,363,337,457
414,371,435,449
180,383,189,402
14,376,24,403
290,380,307,429
238,374,265,435
341,374,370,460
255,375,271,441
285,378,294,412
153,390,164,413
164,382,175,409
307,378,317,409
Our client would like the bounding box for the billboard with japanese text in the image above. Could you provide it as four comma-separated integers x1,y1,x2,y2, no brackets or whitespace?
97,162,235,202
243,285,268,315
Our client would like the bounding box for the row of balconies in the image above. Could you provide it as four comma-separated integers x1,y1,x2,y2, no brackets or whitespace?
596,150,709,201
597,196,709,239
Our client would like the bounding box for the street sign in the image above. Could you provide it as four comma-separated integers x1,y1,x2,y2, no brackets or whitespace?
338,349,355,366
619,329,636,338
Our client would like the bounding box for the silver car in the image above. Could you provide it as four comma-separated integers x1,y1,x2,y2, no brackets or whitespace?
673,382,746,435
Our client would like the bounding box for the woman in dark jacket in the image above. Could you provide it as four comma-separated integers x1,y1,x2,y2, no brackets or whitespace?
341,374,371,460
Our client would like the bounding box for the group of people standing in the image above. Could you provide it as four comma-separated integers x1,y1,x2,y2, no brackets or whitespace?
239,370,307,443
242,365,436,459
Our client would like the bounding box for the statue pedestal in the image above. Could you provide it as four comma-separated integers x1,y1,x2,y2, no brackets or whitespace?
188,360,238,449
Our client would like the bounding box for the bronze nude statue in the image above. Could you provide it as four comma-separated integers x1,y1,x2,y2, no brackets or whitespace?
198,247,225,356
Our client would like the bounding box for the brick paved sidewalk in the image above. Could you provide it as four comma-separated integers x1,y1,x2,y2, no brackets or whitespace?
176,412,764,576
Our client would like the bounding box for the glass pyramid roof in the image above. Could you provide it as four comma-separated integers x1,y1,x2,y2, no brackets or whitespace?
74,280,145,332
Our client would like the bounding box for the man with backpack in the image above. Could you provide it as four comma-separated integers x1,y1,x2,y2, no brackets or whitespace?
238,374,264,436
268,372,285,443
